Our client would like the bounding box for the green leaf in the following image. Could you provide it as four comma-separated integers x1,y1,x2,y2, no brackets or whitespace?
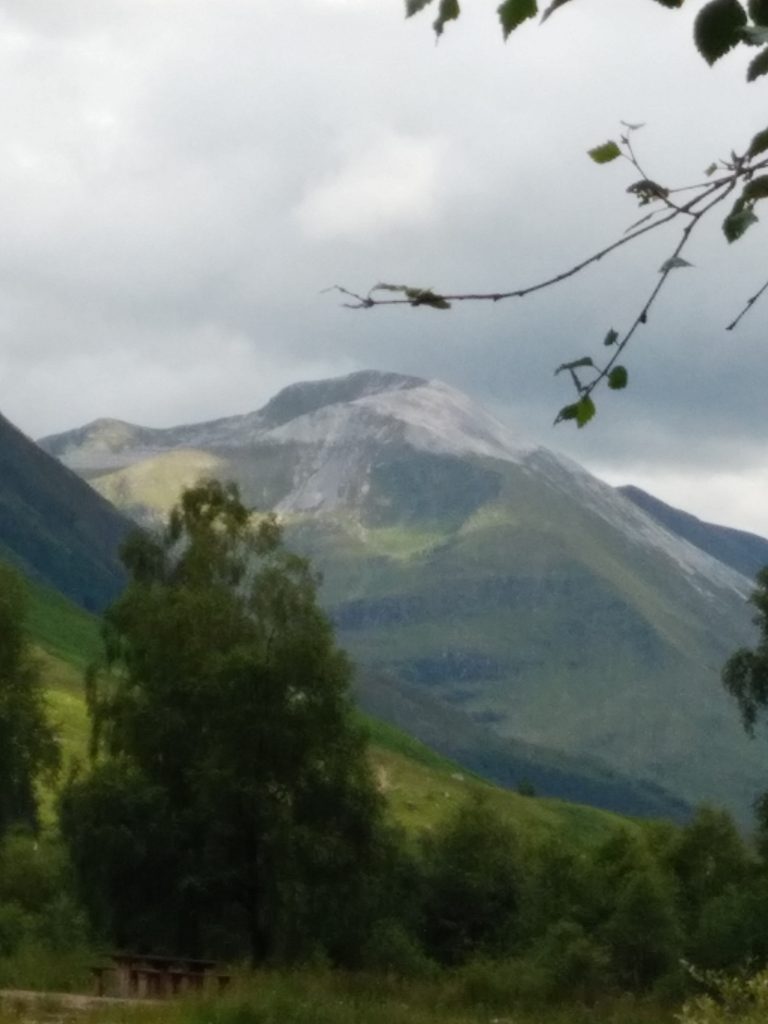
748,0,768,24
371,283,451,307
405,288,451,309
748,126,768,158
604,328,619,346
652,0,684,7
747,44,768,77
575,396,596,428
704,162,718,175
405,0,435,15
433,0,460,35
555,403,579,424
588,141,622,164
659,255,694,272
608,366,628,390
541,0,572,22
498,0,537,39
554,356,594,374
556,396,596,428
694,0,748,65
723,202,759,242
743,174,768,199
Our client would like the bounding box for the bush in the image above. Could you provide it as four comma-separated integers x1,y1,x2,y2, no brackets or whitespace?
0,902,31,956
456,956,551,1010
679,968,768,1024
360,920,437,978
535,920,612,1003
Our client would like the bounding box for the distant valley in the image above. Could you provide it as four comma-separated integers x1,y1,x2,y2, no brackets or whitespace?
33,370,768,821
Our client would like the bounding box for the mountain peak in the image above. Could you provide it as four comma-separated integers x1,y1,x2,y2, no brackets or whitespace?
258,370,426,429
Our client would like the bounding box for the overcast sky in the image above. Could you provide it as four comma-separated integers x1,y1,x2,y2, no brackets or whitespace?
1,0,766,535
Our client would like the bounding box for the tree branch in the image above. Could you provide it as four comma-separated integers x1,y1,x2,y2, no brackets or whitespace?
727,275,768,331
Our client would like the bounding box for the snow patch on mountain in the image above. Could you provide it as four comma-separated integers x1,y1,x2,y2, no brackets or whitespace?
358,380,536,463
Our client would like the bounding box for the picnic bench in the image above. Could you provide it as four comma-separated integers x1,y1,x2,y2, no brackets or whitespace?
91,953,231,999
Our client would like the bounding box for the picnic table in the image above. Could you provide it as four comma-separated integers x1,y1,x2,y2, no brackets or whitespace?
91,953,231,999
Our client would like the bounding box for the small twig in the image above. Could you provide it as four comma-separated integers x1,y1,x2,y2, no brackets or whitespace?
726,275,768,331
321,285,374,308
578,178,738,406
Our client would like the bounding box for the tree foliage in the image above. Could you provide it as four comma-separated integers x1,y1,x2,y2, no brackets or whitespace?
0,563,59,836
722,567,768,734
60,480,388,962
420,796,521,964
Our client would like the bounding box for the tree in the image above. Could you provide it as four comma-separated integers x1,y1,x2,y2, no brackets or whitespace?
0,563,59,836
420,795,521,964
336,0,768,427
668,805,750,931
722,567,768,734
587,829,681,990
60,480,388,963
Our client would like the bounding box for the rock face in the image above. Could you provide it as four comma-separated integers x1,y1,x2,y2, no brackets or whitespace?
39,370,767,819
0,411,129,611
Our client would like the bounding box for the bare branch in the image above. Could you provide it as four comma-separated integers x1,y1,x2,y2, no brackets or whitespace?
332,130,768,421
727,276,768,331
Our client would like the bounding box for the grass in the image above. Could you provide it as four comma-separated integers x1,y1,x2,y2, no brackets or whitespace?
368,736,636,843
25,580,101,669
0,969,680,1024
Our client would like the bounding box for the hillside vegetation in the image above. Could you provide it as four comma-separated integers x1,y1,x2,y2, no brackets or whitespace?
4,542,768,1022
26,572,629,846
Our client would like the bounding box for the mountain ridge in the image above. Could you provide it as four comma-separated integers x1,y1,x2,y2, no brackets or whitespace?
619,484,768,582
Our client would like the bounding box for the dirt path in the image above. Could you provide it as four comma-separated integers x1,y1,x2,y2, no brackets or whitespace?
0,988,159,1020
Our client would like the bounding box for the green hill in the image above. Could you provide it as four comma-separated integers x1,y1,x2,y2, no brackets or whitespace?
22,571,634,846
0,410,129,611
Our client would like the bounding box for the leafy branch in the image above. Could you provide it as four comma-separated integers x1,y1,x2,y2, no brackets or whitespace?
331,0,768,427
333,124,768,426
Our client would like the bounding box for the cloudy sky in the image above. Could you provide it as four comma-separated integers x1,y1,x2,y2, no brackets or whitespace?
1,0,767,534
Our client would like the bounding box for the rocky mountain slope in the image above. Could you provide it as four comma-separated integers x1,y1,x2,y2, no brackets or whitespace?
39,370,767,820
620,485,768,582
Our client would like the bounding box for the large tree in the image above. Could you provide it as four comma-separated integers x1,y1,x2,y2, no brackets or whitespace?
60,480,388,962
0,563,59,836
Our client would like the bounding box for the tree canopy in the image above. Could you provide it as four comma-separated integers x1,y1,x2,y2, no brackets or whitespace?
60,480,388,962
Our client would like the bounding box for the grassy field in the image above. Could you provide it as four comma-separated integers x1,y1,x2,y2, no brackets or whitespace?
0,969,679,1024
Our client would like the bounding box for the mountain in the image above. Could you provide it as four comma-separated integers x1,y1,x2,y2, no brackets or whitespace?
0,410,129,611
355,669,688,819
39,370,767,820
619,485,768,582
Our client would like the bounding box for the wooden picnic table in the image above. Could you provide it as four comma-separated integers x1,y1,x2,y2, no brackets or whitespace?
91,953,231,999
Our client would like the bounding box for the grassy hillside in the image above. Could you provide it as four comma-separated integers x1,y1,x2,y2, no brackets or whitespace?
0,410,129,611
23,573,635,846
